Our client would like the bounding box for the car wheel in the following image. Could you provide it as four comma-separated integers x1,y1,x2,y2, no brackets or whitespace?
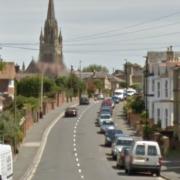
125,168,128,174
127,167,132,175
156,170,160,176
116,163,120,169
112,154,116,160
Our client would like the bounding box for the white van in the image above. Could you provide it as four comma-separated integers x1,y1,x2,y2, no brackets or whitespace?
114,89,124,101
0,144,13,180
124,141,162,176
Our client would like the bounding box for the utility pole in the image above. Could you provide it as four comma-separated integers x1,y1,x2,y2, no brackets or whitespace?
40,68,44,118
79,60,82,100
125,59,128,99
144,56,149,139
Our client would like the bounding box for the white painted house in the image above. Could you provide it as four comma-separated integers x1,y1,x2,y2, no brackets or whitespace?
146,47,180,129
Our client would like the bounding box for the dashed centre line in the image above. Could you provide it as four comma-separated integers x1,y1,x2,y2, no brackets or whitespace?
72,106,92,180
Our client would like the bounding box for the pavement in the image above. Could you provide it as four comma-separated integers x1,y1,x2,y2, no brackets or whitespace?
114,102,180,180
13,100,180,180
13,101,78,180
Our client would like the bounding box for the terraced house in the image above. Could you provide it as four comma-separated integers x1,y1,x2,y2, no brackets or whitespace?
0,61,16,111
146,46,180,130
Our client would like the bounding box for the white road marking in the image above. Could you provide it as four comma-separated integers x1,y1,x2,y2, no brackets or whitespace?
73,143,76,147
72,104,93,180
22,142,40,147
77,163,80,167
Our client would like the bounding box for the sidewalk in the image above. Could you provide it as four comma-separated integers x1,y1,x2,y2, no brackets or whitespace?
161,152,180,180
116,102,180,180
13,101,77,180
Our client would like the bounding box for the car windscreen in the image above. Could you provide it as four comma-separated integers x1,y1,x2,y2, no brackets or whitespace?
116,139,133,146
100,115,111,119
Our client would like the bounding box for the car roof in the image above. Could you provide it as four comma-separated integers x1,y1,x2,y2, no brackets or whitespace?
134,140,159,145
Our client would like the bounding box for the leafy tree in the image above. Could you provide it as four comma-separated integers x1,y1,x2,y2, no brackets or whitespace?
0,111,23,152
83,64,109,73
17,76,59,98
0,61,5,71
17,76,41,97
126,95,145,114
55,76,68,91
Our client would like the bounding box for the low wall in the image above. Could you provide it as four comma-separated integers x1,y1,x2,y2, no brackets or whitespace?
20,93,67,136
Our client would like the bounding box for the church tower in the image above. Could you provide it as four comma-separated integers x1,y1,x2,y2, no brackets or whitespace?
39,0,65,68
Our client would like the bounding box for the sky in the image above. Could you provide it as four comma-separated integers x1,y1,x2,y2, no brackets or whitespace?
1,0,180,72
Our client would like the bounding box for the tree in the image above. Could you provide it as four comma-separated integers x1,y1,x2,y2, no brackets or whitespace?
0,61,5,71
17,76,59,98
83,64,109,73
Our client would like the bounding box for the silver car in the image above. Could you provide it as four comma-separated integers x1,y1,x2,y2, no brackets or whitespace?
111,136,134,160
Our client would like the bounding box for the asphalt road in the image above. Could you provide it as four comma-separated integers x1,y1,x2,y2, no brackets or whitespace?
32,101,165,180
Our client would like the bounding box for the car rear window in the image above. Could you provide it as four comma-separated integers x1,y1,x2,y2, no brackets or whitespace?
148,145,157,156
135,145,145,155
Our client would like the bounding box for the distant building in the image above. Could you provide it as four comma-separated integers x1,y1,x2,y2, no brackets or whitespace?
75,71,123,93
26,0,66,77
174,65,180,140
146,46,180,129
124,62,143,86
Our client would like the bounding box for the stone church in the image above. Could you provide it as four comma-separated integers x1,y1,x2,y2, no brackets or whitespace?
26,0,66,77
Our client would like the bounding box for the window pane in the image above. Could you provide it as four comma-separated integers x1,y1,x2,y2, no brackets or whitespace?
148,145,157,156
135,145,145,155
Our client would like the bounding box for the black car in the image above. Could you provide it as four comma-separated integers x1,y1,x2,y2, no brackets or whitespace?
104,129,123,146
79,96,89,105
64,107,78,117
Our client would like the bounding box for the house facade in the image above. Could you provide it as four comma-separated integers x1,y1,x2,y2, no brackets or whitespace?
0,61,16,111
146,47,180,129
174,66,180,139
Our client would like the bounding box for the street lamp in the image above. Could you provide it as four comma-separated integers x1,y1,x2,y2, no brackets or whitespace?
144,56,149,139
124,59,128,99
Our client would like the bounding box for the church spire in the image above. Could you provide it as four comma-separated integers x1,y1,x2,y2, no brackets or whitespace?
47,0,55,20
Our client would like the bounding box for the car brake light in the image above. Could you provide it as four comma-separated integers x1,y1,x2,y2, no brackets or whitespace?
130,155,133,164
159,157,162,166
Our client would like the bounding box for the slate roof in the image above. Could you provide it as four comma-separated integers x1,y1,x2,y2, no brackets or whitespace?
147,51,180,63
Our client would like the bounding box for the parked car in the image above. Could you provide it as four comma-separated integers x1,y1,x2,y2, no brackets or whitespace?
100,105,112,115
97,113,112,126
124,140,162,176
112,96,120,104
104,129,123,146
100,121,115,133
111,136,134,160
0,144,13,180
97,93,104,100
64,107,78,117
79,96,89,105
116,146,131,169
114,89,125,101
102,98,115,109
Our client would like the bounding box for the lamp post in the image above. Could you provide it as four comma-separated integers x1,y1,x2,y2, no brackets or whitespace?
144,56,149,139
40,67,44,118
124,59,128,99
